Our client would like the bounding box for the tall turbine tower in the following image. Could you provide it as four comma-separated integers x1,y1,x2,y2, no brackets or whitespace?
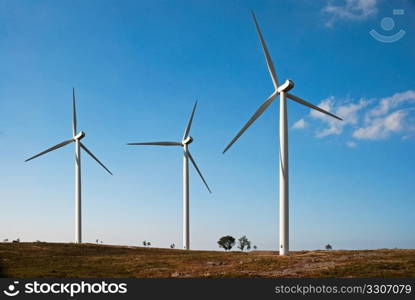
127,101,211,250
25,88,113,243
223,12,342,256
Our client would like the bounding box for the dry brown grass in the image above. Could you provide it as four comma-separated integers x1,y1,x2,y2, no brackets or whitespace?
0,243,414,278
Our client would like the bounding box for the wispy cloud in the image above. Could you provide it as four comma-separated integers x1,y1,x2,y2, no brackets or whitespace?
323,0,379,27
293,90,415,145
353,109,407,140
353,91,415,140
309,96,369,137
346,141,357,148
292,118,307,129
365,90,415,119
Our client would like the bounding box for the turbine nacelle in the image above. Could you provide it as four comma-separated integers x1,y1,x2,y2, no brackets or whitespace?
277,79,294,94
74,131,86,141
182,136,193,145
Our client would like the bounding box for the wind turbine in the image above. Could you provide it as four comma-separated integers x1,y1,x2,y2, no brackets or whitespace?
223,12,342,256
25,88,113,243
127,101,211,250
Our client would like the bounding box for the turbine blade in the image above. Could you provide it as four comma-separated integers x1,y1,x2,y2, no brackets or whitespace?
223,92,278,153
183,101,198,140
286,93,343,121
25,138,74,162
72,87,77,137
251,11,279,89
127,141,182,146
80,143,113,175
187,151,211,194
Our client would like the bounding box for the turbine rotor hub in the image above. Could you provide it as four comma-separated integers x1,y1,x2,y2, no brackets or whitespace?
277,79,295,93
182,136,193,145
74,131,86,140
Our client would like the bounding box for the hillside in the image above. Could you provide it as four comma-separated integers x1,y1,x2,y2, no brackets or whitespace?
1,243,414,277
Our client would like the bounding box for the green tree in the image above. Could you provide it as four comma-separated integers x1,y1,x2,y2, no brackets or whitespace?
237,235,251,251
217,235,235,251
325,244,332,250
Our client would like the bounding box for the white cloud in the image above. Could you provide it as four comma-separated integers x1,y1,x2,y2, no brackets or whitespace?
310,98,333,120
299,90,415,144
353,110,407,140
310,97,368,138
352,91,415,140
315,124,342,138
323,0,379,26
310,97,340,137
292,118,307,129
366,90,415,119
346,141,357,148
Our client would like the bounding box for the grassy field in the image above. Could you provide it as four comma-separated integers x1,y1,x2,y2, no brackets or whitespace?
0,242,414,278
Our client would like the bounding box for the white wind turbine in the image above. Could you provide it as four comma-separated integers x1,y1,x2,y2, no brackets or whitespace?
127,101,211,250
223,12,342,256
25,88,113,243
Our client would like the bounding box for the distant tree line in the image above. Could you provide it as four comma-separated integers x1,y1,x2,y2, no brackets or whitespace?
2,238,20,243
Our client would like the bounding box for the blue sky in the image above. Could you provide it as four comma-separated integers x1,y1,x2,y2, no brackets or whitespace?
0,0,414,250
